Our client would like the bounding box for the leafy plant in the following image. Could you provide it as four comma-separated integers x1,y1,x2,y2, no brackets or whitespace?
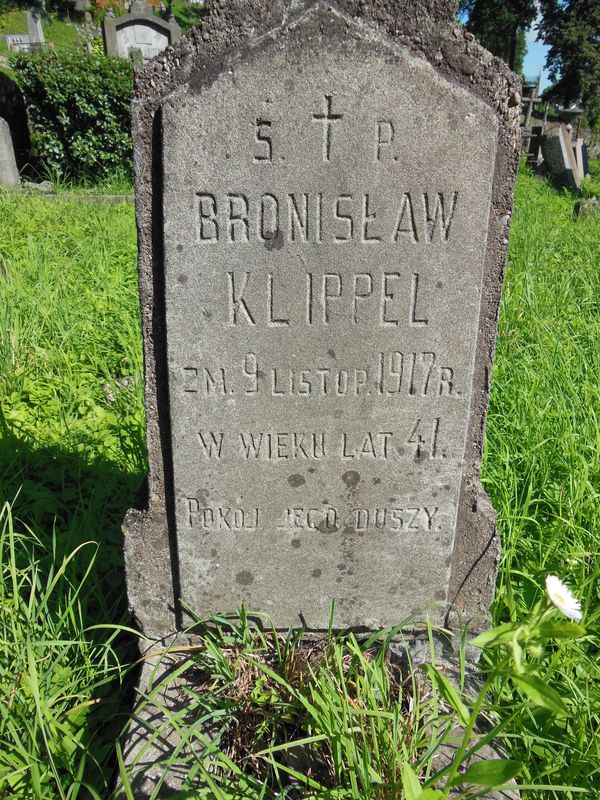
10,49,133,180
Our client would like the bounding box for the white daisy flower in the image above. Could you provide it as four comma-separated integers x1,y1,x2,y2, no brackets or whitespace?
545,575,582,622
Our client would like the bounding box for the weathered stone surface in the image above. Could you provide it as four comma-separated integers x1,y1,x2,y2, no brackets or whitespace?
126,0,520,640
0,117,19,188
572,137,589,181
0,73,30,171
102,0,181,61
541,124,581,190
26,10,44,47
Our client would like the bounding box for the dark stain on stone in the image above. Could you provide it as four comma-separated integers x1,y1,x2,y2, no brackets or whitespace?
264,229,284,251
288,473,306,488
444,483,451,490
327,348,336,358
257,370,266,379
336,576,343,583
436,280,443,288
177,273,188,284
312,568,321,578
318,519,337,534
197,489,210,504
236,570,254,586
337,563,346,571
308,467,316,474
210,548,217,557
373,477,381,485
342,470,360,489
202,309,212,319
176,244,183,252
291,539,301,549
432,491,438,498
334,409,343,419
396,447,405,456
342,525,354,535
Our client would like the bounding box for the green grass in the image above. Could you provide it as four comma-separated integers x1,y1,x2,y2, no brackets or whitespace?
482,167,600,796
0,165,598,797
0,189,143,796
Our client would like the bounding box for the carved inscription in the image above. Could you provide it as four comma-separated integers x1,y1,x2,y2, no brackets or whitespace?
174,95,467,534
193,423,445,461
196,191,458,244
182,351,460,398
185,499,441,533
224,270,432,327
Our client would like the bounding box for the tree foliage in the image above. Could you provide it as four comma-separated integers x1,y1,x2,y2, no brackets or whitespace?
539,0,600,124
460,0,537,72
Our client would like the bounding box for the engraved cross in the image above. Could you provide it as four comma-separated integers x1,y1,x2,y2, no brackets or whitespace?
312,94,343,162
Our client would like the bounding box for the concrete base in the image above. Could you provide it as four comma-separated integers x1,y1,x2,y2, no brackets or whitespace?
116,634,519,799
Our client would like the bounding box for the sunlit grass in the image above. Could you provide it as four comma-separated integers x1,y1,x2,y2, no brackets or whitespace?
0,165,598,797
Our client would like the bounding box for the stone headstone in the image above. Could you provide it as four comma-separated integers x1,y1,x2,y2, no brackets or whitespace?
1,33,30,52
125,0,520,643
122,0,520,793
541,124,581,189
572,137,589,180
0,73,30,171
0,117,20,188
130,47,144,68
26,11,45,50
102,0,181,61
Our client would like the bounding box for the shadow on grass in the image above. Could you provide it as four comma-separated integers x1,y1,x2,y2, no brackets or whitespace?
0,421,145,794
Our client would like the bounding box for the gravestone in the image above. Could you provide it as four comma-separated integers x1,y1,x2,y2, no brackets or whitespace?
122,0,520,792
126,0,520,637
541,124,581,189
572,137,589,180
26,10,45,50
0,33,30,52
102,0,181,61
0,116,20,187
0,73,30,171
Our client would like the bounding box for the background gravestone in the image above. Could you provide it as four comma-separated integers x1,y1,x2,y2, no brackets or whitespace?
0,117,20,187
0,33,30,52
541,124,581,189
0,73,30,172
124,0,521,643
102,0,181,61
26,10,44,50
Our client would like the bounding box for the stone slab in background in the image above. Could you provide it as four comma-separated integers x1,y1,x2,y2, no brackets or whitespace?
572,137,589,180
0,73,30,171
541,124,581,189
26,10,44,48
0,116,19,188
102,0,181,61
